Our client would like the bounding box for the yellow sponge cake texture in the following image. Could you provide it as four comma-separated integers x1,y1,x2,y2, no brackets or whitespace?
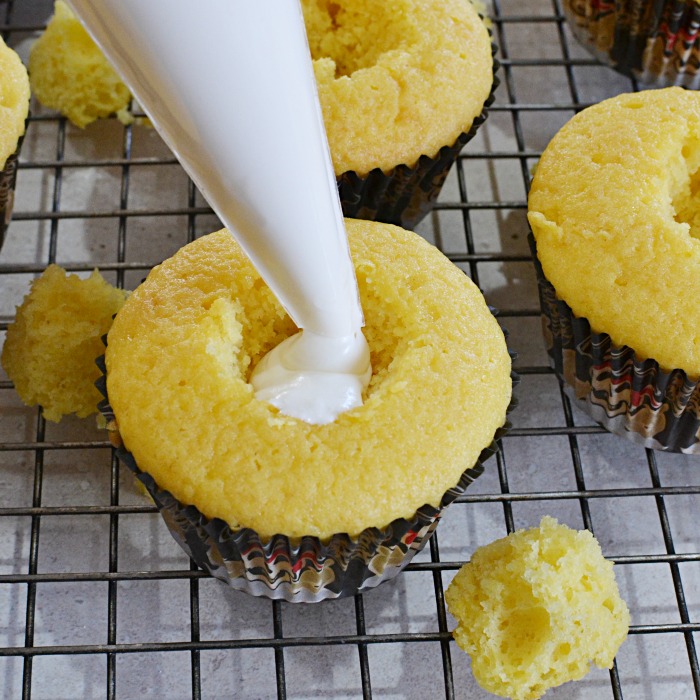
528,87,700,375
29,0,131,128
2,265,129,422
302,0,493,176
105,220,512,539
446,517,630,700
0,35,30,170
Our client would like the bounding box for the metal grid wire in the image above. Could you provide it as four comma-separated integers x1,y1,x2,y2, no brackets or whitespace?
1,0,700,698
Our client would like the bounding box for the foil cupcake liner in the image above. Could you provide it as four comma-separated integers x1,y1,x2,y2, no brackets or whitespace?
529,233,700,453
95,344,516,602
0,127,26,252
337,45,500,231
563,0,700,87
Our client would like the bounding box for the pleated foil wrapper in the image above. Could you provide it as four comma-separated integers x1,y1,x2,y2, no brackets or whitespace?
95,349,516,602
337,45,500,230
529,234,700,453
563,0,700,88
0,127,26,251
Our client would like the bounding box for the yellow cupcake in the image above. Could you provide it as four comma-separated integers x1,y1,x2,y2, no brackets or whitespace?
2,265,129,422
528,87,700,376
446,517,630,700
302,0,493,176
29,0,132,128
0,35,29,171
105,220,512,539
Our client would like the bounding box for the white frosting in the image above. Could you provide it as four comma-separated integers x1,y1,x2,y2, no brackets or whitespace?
68,0,371,423
251,330,371,424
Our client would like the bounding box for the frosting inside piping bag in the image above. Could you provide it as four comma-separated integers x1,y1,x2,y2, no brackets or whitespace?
67,0,371,423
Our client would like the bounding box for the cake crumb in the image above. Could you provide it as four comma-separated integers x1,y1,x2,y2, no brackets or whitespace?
445,516,630,700
2,265,128,421
28,0,132,128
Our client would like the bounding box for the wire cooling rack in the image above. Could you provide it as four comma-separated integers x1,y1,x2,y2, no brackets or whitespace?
1,0,700,698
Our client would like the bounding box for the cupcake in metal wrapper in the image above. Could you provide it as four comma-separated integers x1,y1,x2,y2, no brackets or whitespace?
97,222,515,601
530,233,700,454
564,0,700,87
96,355,514,602
303,0,498,231
337,51,500,230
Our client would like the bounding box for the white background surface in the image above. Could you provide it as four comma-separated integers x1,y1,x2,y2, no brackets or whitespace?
1,0,699,698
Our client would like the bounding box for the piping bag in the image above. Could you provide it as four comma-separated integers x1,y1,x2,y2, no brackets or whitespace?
67,0,371,424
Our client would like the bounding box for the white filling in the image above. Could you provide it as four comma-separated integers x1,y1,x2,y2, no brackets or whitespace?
251,330,371,424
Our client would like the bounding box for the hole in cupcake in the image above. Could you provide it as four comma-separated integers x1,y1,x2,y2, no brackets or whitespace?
301,0,420,78
244,312,400,405
672,165,700,240
239,258,404,403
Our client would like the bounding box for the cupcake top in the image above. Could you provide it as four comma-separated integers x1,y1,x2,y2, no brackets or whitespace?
302,0,493,176
528,87,700,376
105,220,512,539
2,265,129,422
446,517,629,700
28,0,132,128
0,35,30,171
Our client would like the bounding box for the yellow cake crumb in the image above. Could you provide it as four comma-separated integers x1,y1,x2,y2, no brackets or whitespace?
528,87,700,375
105,220,512,539
301,0,493,175
445,517,630,700
0,35,30,170
28,1,132,128
2,265,129,421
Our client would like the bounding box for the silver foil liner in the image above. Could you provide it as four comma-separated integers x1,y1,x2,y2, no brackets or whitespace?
563,0,700,88
95,348,516,602
337,44,500,230
529,233,700,454
0,125,26,252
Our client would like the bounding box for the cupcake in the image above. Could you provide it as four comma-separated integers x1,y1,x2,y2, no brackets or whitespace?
0,35,30,251
563,0,700,87
528,87,700,453
100,219,513,601
446,517,630,700
301,0,497,229
2,265,128,422
28,0,134,128
29,0,495,227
